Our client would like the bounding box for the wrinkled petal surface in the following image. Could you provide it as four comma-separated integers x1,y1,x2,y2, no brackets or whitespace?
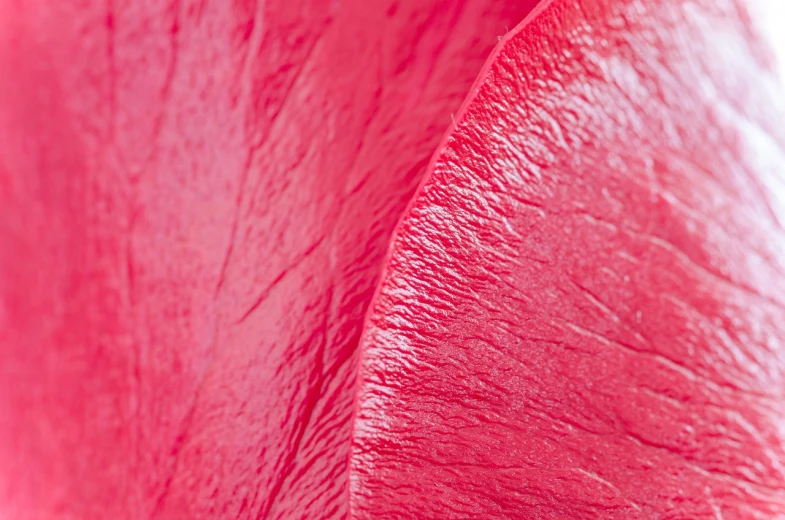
352,0,785,517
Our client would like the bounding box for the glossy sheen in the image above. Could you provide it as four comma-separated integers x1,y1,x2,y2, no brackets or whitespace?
0,1,538,518
352,0,785,517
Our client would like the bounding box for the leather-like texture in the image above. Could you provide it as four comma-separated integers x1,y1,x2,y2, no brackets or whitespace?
352,0,785,518
0,1,537,518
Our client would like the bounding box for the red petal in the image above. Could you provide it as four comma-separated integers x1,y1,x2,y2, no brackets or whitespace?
0,1,537,518
352,0,785,517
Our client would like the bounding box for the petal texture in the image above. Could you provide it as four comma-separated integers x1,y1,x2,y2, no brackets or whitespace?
0,1,537,518
352,0,785,518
